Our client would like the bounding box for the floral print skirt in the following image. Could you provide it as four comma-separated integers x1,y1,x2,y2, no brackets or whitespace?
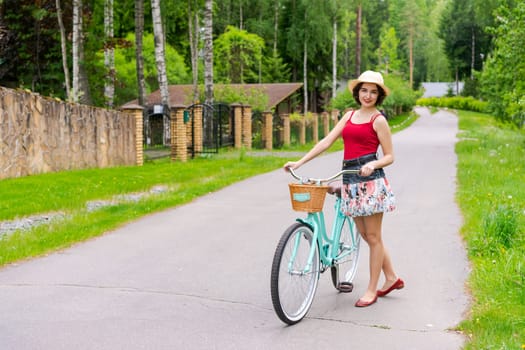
341,176,396,217
340,153,396,217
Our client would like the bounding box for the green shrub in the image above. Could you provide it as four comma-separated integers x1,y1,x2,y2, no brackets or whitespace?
329,88,357,113
417,96,488,113
461,76,480,98
478,3,525,128
213,85,269,111
382,75,421,117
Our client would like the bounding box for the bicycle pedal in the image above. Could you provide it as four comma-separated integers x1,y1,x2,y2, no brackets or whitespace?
337,282,354,293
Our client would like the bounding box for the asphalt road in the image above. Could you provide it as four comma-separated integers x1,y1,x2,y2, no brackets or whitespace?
0,107,470,350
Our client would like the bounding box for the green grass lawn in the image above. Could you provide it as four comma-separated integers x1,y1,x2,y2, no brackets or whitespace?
455,110,525,349
0,154,289,265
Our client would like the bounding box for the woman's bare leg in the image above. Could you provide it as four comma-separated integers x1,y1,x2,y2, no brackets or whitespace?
353,213,385,302
379,248,399,291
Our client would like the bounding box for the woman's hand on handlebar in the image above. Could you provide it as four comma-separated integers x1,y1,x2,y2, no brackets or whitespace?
283,161,299,172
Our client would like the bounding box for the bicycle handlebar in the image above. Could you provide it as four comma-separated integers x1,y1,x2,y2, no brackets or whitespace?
287,167,360,185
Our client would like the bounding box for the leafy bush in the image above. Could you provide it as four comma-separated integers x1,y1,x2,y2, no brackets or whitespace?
213,85,268,111
329,88,357,113
289,112,317,125
461,76,480,98
417,96,488,113
479,3,525,127
382,75,421,117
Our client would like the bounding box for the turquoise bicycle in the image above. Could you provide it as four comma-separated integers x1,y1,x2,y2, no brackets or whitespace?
270,168,362,325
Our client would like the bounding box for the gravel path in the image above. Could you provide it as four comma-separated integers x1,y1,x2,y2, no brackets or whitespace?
0,186,168,239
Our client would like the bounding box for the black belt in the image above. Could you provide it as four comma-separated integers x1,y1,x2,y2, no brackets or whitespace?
342,153,377,167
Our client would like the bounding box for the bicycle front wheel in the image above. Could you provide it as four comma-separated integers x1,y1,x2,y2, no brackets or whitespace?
331,217,361,291
270,222,320,325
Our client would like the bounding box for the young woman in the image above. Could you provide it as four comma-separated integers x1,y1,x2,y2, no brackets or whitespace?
284,70,404,307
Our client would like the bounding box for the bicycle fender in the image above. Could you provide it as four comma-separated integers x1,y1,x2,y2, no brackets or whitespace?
295,218,314,231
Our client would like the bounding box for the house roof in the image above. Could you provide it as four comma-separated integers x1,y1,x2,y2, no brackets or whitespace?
122,83,303,110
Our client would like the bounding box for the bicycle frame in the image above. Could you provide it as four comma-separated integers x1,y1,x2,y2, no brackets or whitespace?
285,167,360,276
293,194,358,274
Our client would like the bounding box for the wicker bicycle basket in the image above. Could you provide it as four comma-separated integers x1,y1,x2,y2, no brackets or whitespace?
288,183,329,213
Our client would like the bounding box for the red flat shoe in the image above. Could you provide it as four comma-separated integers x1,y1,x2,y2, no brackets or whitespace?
377,278,404,297
355,295,378,308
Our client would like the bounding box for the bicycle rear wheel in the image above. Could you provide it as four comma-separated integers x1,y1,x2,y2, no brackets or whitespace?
331,217,361,291
270,222,320,325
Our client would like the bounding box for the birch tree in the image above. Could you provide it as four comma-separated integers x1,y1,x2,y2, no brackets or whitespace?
151,0,169,107
71,0,90,104
188,0,200,103
135,0,146,105
273,0,280,55
56,0,71,100
72,0,81,102
204,0,214,105
104,0,115,108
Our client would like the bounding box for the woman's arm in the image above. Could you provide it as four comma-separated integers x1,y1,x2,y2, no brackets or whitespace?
360,115,394,175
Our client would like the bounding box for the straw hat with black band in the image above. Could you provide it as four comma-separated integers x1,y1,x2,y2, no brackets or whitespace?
348,70,390,96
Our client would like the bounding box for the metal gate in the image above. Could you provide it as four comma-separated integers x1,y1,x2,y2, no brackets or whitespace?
272,112,284,148
186,102,233,158
143,104,170,147
214,103,234,148
251,110,264,149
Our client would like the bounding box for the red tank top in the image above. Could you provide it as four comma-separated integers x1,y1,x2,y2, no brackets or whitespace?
342,110,381,159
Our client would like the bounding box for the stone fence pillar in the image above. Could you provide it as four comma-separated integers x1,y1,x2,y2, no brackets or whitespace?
192,105,203,153
242,105,252,149
299,115,306,145
263,111,273,150
231,103,243,149
120,104,144,166
281,113,290,147
170,104,187,162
